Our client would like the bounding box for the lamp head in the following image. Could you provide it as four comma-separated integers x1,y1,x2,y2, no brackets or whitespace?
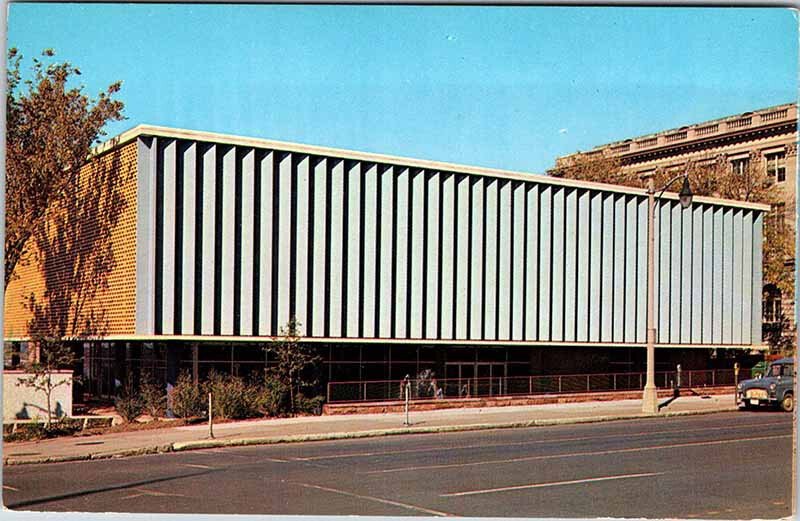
679,175,693,209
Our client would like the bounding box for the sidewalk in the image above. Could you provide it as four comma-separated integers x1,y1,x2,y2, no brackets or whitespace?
2,393,737,465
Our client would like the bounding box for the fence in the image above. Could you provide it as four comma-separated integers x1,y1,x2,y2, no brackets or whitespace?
326,368,742,403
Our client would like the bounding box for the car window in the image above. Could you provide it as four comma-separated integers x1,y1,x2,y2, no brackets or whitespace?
769,365,782,377
783,364,794,377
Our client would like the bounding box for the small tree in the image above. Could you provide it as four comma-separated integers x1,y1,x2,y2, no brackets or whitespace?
169,370,204,420
15,335,76,429
115,379,144,423
140,372,167,420
263,318,321,414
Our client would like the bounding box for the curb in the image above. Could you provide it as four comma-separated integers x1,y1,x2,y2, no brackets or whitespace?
3,443,175,466
4,406,737,465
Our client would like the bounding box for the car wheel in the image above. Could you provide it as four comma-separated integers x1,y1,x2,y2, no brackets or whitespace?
781,393,794,413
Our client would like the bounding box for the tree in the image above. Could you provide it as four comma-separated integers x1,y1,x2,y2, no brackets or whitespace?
263,318,321,414
549,153,633,186
15,334,77,429
6,48,124,286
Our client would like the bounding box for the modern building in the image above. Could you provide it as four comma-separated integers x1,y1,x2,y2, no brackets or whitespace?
552,103,797,336
4,125,769,399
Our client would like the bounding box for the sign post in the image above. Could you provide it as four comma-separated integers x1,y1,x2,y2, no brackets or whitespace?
403,375,411,426
208,392,214,439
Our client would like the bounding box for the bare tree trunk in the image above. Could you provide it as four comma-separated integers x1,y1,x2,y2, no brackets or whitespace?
45,376,52,430
289,376,295,415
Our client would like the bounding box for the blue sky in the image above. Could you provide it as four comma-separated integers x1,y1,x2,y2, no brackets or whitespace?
7,5,798,173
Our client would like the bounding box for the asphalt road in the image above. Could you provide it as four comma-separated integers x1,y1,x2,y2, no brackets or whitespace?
3,411,794,518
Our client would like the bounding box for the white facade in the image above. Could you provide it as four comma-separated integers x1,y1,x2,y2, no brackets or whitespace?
132,126,768,348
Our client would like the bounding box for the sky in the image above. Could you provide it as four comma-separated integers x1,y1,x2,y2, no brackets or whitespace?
6,5,798,174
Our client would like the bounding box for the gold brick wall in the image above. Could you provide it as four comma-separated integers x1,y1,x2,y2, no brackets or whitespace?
4,141,138,339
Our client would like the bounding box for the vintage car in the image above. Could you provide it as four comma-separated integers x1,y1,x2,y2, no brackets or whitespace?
736,357,795,412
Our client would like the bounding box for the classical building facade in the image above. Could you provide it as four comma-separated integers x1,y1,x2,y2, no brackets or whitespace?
4,125,769,399
553,103,797,343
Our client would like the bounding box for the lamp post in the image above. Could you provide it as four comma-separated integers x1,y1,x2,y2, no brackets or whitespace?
641,173,693,414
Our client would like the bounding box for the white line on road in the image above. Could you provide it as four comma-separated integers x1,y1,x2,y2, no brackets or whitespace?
3,485,20,492
120,488,187,500
180,463,214,469
292,421,789,462
441,471,666,497
293,482,453,517
365,434,791,475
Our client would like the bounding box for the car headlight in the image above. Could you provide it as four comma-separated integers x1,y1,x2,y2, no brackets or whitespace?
769,383,777,391
737,383,742,390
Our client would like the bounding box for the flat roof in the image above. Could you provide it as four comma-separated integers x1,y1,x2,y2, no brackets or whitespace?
94,124,771,212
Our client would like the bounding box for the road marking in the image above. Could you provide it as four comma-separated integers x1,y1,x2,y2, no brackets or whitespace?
198,448,252,458
365,434,791,475
3,485,20,492
441,472,666,497
292,421,789,462
293,482,453,517
120,488,187,500
181,463,214,469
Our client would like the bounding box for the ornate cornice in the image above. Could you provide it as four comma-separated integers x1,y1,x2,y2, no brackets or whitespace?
619,121,797,166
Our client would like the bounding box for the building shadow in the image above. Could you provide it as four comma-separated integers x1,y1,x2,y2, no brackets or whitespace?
23,145,132,345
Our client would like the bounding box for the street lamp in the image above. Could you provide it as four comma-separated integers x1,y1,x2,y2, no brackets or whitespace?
641,172,693,414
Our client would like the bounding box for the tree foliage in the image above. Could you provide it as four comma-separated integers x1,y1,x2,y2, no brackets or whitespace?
6,48,124,286
263,318,322,414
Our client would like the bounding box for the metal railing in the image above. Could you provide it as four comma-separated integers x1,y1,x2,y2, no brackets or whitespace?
326,368,742,403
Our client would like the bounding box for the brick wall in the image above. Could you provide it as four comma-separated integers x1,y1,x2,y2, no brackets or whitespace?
4,141,138,339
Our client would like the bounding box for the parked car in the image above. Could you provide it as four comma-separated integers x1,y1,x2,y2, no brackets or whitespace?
736,357,795,412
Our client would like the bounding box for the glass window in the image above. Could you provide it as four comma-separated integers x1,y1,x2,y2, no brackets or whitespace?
763,285,782,323
730,157,749,176
765,152,786,183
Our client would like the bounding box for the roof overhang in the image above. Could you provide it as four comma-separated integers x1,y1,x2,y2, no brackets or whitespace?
93,124,771,213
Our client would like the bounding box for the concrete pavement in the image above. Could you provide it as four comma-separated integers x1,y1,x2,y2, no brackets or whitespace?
3,393,738,465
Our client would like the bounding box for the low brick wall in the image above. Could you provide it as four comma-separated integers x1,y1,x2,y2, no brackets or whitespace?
3,370,74,421
323,386,734,415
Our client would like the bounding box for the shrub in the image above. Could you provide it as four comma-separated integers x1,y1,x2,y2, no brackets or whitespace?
258,376,291,417
3,418,83,442
294,393,325,416
170,371,204,419
115,383,144,423
140,372,167,419
202,371,259,420
415,369,436,398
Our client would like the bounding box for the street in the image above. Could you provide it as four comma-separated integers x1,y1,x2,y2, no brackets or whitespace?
3,411,793,518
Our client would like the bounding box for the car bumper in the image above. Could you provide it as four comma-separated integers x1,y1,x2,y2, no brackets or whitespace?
736,393,776,407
